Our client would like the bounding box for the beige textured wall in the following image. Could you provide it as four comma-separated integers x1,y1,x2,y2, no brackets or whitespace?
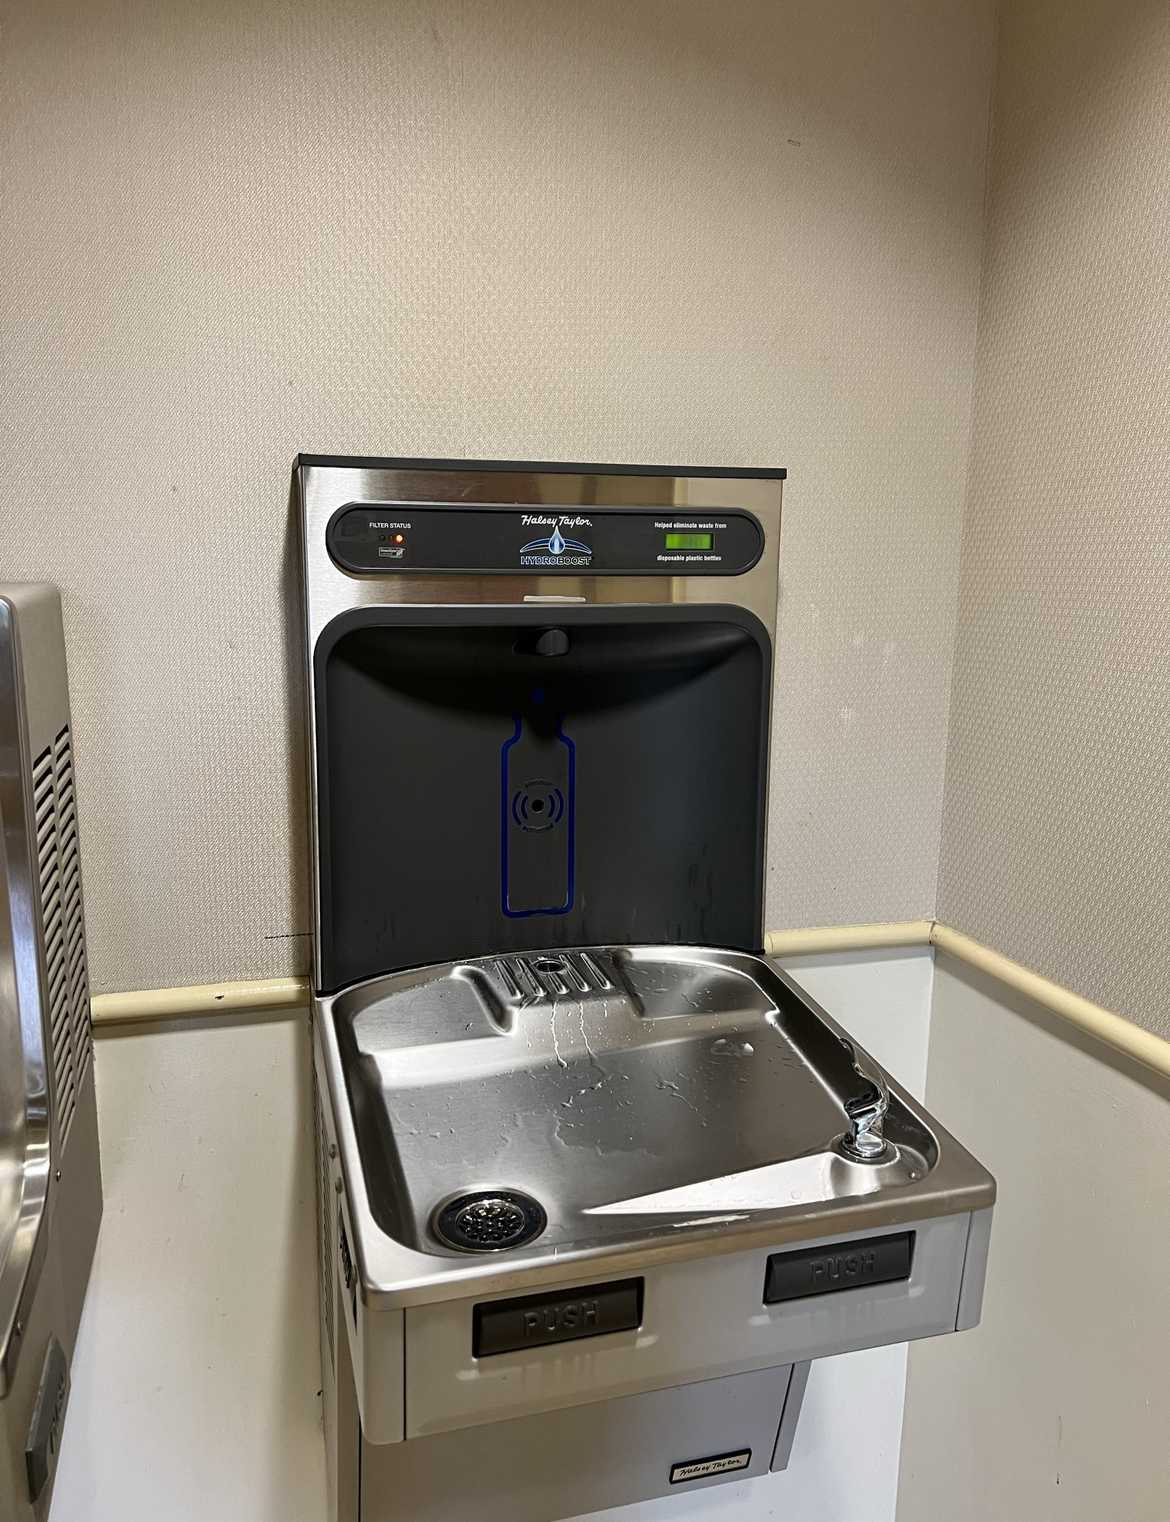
0,0,994,994
939,0,1170,1036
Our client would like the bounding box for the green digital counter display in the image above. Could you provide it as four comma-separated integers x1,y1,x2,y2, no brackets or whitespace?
664,532,714,551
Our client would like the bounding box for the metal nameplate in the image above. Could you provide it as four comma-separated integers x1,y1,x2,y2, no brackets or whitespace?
764,1231,914,1304
473,1277,642,1357
670,1449,752,1484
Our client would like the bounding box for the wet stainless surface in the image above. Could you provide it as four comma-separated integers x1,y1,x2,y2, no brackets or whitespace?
320,947,995,1304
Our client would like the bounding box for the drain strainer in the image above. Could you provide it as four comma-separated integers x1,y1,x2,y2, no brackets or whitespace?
432,1190,547,1254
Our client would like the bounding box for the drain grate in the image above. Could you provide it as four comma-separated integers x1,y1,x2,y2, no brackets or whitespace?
432,1190,547,1254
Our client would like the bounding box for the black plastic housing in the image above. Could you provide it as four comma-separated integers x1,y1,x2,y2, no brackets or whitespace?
313,605,771,991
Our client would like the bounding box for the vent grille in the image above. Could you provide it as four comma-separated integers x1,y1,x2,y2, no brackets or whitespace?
33,726,93,1146
494,950,614,1002
314,1071,335,1369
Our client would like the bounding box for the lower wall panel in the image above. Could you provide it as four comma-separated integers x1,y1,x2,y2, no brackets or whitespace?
50,1014,327,1522
898,956,1170,1522
52,949,932,1522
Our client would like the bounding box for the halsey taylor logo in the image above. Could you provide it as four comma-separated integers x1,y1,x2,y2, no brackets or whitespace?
520,514,593,566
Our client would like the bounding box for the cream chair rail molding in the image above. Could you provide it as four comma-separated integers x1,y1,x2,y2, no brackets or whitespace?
89,921,1170,1083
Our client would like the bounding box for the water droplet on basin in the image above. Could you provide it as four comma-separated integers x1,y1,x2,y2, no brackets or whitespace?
710,1037,755,1058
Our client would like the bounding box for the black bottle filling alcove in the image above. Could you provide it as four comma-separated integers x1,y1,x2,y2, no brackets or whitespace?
313,605,771,991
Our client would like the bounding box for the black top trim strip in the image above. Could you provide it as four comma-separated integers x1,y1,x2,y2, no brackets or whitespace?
294,454,786,480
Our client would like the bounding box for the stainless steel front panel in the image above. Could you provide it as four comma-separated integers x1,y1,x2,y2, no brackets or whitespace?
401,1214,972,1439
359,1364,802,1522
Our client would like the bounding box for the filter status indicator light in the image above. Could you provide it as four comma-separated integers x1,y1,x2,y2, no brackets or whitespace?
376,530,407,559
664,531,714,551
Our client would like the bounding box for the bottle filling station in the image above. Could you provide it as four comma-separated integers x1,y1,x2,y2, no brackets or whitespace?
297,457,995,1522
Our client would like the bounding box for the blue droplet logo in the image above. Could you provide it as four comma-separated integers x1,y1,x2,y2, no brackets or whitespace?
549,526,565,555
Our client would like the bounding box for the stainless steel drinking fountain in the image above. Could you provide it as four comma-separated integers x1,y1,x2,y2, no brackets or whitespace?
296,458,995,1522
0,586,102,1520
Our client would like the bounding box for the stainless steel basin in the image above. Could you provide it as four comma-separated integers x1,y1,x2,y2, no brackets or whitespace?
324,946,993,1304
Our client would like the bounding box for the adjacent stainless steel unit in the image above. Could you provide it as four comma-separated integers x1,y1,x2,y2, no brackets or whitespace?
297,459,995,1522
0,586,103,1520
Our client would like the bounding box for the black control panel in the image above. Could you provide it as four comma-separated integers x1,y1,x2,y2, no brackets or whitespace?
327,504,764,576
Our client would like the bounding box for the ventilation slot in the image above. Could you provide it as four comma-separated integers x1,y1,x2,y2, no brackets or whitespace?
34,726,93,1147
314,1072,335,1370
55,727,93,1135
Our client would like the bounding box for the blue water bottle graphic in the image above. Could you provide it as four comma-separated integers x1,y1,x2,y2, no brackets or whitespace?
501,717,575,916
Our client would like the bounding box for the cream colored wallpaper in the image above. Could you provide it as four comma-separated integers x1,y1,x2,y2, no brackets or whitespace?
939,0,1170,1038
0,0,994,993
